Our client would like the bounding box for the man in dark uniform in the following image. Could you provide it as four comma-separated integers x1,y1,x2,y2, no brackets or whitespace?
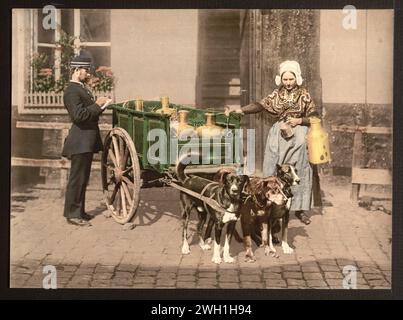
62,53,110,226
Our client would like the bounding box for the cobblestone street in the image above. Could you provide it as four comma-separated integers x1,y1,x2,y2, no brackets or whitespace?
10,174,391,289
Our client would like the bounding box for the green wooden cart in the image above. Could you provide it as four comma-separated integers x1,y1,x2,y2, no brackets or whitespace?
101,100,243,224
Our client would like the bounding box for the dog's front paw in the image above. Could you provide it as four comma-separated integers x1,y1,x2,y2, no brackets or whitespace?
265,246,279,258
244,255,256,263
223,255,235,263
211,255,222,264
265,245,276,254
181,243,191,255
199,243,211,251
281,242,294,254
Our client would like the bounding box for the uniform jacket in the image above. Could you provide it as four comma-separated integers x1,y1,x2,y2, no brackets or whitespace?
62,81,104,158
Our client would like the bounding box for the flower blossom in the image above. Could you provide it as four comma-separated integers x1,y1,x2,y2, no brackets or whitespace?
96,66,112,73
38,68,53,77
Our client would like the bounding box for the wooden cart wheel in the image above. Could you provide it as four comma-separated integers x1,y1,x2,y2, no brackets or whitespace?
101,127,141,224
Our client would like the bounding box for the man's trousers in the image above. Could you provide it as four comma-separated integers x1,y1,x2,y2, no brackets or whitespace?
63,152,94,219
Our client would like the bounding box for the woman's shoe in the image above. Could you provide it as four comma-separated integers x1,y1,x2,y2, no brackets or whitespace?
295,211,311,225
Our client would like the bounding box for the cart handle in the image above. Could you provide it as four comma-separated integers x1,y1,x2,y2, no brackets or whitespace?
122,100,130,109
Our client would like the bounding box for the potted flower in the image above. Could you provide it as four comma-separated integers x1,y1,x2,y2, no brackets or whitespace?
30,31,115,97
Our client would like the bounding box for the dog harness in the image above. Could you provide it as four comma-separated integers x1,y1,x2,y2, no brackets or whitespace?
199,181,239,225
200,181,220,215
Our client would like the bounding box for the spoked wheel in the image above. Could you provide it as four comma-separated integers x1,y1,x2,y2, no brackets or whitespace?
101,128,141,224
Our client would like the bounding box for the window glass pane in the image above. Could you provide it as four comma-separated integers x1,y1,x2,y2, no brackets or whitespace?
37,9,54,43
80,47,111,69
61,9,74,36
37,47,55,68
80,9,110,42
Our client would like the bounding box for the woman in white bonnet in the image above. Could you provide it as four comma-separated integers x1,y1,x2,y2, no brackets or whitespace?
226,60,319,225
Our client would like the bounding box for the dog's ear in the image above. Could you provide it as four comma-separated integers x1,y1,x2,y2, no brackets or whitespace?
256,179,266,192
245,177,259,194
214,169,234,185
213,169,225,184
240,175,249,188
276,164,282,172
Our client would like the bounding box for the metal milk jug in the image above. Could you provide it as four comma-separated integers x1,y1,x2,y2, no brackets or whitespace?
177,110,197,139
307,117,331,164
156,95,176,116
134,98,144,111
196,113,223,138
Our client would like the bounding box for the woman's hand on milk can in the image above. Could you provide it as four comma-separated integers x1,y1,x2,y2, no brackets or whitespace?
286,117,302,127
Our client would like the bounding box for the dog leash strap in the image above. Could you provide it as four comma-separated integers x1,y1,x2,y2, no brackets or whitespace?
278,187,288,201
200,182,218,216
253,194,265,209
200,182,217,215
169,181,227,214
200,182,218,198
203,194,215,217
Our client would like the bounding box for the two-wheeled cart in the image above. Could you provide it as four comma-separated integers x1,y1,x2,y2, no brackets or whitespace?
101,100,243,224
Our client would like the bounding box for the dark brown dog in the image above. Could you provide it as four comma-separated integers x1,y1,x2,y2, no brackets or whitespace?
239,176,283,262
239,163,300,261
265,163,300,257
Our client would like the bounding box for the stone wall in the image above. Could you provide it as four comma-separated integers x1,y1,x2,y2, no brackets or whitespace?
243,9,321,173
324,103,392,174
11,106,112,189
261,9,321,108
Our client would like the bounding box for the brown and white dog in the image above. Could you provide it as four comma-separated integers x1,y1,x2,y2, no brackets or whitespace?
238,163,300,261
176,157,249,264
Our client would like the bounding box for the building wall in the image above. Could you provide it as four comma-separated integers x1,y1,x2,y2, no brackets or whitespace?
320,9,393,172
320,9,393,104
366,10,394,104
111,10,199,105
12,9,26,107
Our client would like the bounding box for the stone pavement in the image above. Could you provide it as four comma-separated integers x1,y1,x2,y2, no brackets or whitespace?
10,174,391,289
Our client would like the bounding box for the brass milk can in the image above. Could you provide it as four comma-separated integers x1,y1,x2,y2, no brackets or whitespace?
177,110,197,139
156,95,176,116
134,98,144,111
196,113,223,138
306,117,331,164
